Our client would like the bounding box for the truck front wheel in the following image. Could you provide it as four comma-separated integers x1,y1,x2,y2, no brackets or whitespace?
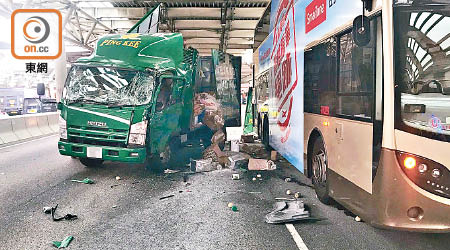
145,144,172,173
79,158,103,168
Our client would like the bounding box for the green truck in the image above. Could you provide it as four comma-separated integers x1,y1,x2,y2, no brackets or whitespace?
57,33,202,170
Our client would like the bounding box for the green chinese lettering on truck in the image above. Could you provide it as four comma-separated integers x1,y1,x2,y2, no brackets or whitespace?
58,32,198,166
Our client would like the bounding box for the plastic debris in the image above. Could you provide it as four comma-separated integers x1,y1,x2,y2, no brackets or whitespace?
248,159,276,171
50,205,78,221
190,158,221,172
252,177,257,181
284,177,292,182
256,174,261,178
231,205,238,212
232,174,240,180
228,202,234,208
159,194,174,200
355,216,362,222
294,192,301,199
43,207,52,214
112,205,117,208
164,169,180,174
52,236,73,249
71,178,94,184
115,176,121,180
286,190,292,195
249,191,262,194
266,201,313,224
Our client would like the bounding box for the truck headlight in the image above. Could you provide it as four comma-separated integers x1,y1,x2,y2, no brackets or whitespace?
59,116,67,140
128,120,147,146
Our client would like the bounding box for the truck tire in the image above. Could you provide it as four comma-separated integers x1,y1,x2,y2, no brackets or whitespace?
311,137,331,204
79,158,103,168
145,143,172,173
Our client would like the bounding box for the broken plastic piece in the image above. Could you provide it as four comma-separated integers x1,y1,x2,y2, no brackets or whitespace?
265,201,311,224
52,236,73,249
71,178,94,184
294,192,301,199
232,174,240,180
164,169,180,174
43,207,52,214
355,216,362,222
228,202,234,208
115,176,121,180
286,189,292,195
159,194,174,200
284,177,292,182
51,205,78,221
231,205,238,212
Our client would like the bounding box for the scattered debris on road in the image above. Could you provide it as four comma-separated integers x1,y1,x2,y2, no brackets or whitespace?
52,236,73,249
248,159,276,171
159,194,175,200
115,176,121,180
286,189,292,195
228,202,234,208
294,192,301,199
231,205,238,212
275,197,296,201
284,177,292,182
265,201,311,224
71,178,94,184
49,205,78,221
355,216,362,222
43,206,52,214
110,184,119,188
232,173,240,180
164,169,180,174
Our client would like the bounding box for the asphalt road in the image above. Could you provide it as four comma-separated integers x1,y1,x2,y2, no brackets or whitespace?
0,135,449,250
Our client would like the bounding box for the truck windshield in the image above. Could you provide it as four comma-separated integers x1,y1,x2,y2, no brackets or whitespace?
394,5,450,141
63,65,155,106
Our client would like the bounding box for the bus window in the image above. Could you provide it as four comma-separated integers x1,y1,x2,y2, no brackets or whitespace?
337,20,377,121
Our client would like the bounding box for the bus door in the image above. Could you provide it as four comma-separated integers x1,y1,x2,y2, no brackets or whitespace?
330,16,382,198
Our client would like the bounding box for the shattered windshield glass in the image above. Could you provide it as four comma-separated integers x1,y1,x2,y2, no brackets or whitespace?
63,65,155,106
394,6,450,140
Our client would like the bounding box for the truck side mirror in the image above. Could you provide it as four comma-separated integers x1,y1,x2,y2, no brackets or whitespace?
37,83,45,96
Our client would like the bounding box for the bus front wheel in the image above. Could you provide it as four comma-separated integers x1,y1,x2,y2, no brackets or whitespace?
311,137,331,204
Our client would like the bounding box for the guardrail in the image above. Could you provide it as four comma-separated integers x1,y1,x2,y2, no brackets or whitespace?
0,112,59,146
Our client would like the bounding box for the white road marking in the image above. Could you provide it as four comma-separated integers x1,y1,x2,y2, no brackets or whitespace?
286,223,309,250
0,134,57,150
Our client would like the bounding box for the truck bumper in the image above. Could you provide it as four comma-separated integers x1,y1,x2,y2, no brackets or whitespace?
58,141,146,163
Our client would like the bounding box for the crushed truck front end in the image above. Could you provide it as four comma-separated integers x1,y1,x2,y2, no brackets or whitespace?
57,33,196,167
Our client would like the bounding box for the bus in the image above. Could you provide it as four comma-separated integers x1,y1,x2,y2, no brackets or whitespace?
254,0,450,232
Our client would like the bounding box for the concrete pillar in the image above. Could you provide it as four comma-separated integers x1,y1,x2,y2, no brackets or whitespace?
54,40,66,102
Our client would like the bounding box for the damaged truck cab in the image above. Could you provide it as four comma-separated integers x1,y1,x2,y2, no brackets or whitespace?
58,33,197,170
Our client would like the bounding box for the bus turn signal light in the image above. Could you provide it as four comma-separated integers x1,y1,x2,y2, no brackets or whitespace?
322,121,330,126
404,157,416,169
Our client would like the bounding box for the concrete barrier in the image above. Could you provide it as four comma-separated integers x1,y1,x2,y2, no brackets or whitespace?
24,116,43,137
0,112,59,146
47,113,59,133
11,116,32,140
36,114,53,135
0,118,19,144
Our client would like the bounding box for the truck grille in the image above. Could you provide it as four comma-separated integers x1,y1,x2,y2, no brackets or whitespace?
67,125,128,147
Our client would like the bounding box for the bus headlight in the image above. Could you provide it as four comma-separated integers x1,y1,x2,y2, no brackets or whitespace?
59,116,67,140
396,151,450,199
128,120,147,146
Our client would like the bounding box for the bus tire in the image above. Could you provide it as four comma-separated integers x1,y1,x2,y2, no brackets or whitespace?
311,137,331,204
79,158,103,168
145,143,172,173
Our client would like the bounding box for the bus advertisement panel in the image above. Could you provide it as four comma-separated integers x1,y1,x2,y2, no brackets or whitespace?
264,0,368,173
